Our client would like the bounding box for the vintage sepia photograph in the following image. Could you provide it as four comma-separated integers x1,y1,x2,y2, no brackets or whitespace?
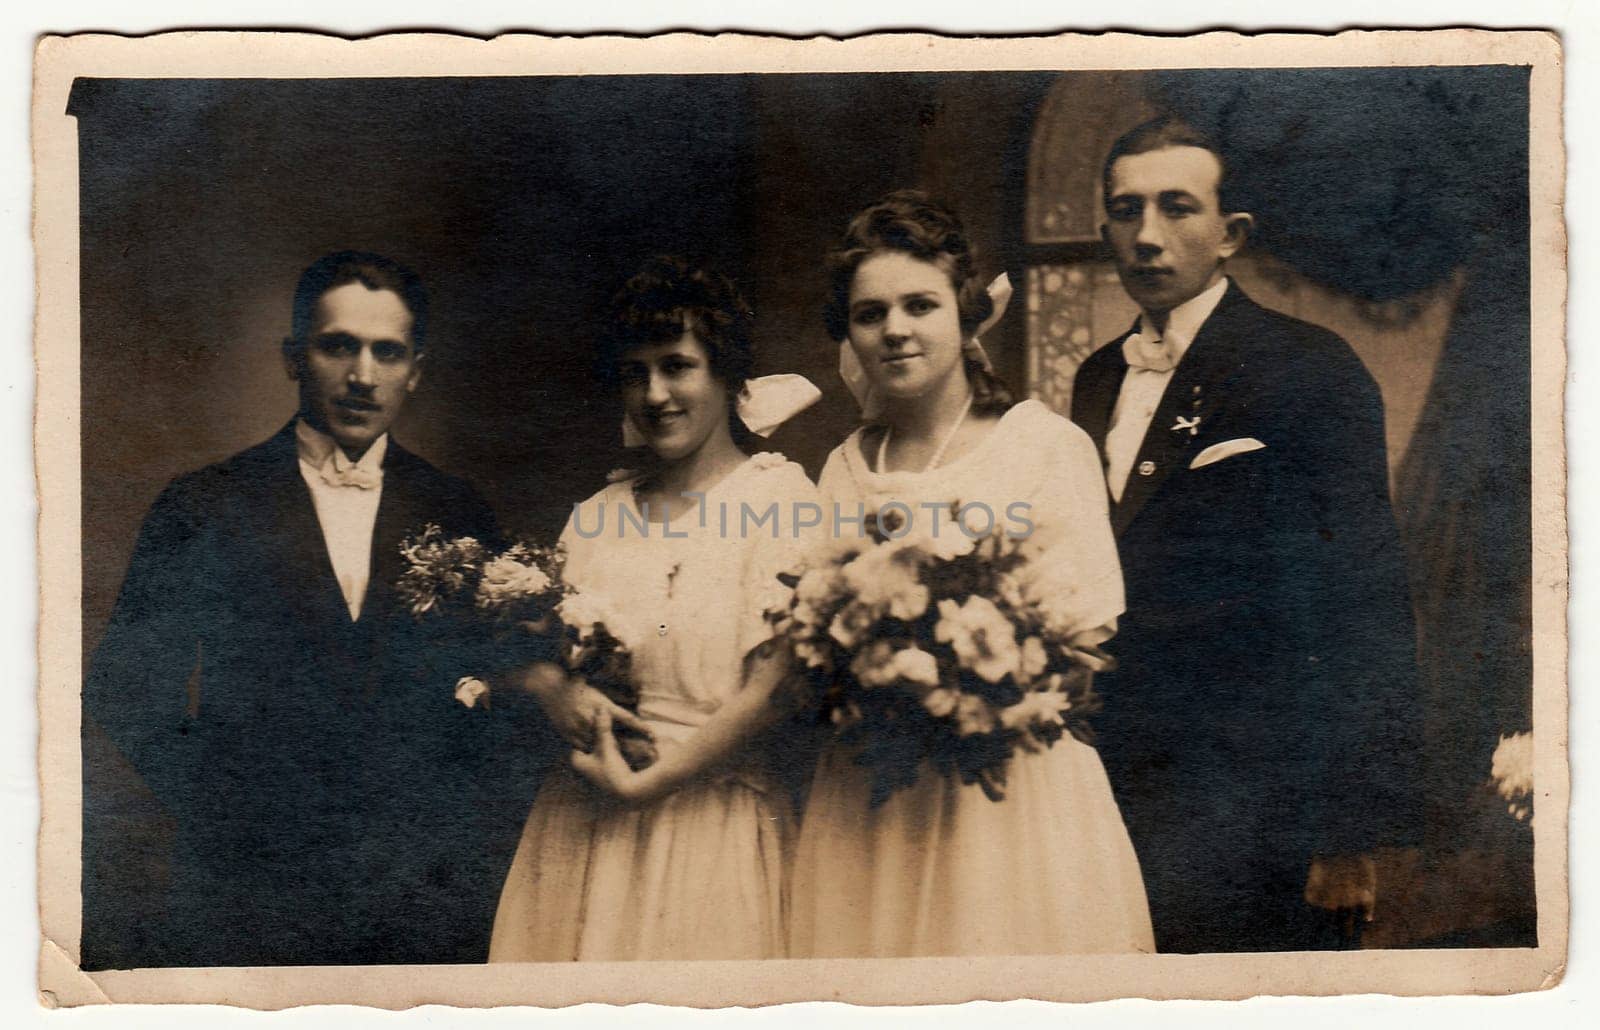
32,28,1566,1008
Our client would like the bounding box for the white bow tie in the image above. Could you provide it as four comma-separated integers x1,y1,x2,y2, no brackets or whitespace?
317,455,382,490
1122,330,1179,374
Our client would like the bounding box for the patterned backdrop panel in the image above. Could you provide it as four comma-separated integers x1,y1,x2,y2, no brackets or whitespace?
1025,72,1156,244
1026,262,1138,417
1025,72,1155,417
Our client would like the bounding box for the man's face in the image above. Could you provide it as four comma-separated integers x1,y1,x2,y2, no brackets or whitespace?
290,282,421,458
1102,145,1248,317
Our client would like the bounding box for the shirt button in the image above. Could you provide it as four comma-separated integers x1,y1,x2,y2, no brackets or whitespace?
658,623,669,637
1138,460,1157,476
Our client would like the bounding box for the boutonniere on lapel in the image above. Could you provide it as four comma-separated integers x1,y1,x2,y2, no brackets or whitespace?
1170,384,1205,439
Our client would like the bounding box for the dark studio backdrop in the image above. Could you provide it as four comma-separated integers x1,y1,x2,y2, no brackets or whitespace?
73,66,1531,959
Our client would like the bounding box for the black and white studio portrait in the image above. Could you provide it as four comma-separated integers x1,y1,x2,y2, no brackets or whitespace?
34,32,1561,1006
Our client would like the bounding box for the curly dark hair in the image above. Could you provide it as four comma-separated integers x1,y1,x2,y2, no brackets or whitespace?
596,255,756,396
596,256,760,450
823,190,1015,416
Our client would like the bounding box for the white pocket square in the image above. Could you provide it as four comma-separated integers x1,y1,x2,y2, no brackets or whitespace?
1190,438,1266,470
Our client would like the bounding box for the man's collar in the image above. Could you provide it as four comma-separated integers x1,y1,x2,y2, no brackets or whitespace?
1138,275,1231,363
295,418,388,474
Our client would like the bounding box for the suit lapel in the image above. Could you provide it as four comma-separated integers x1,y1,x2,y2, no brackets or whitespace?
249,424,355,631
364,443,431,627
265,432,428,630
1111,285,1253,538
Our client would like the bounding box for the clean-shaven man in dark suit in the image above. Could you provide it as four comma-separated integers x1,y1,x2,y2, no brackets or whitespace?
1072,118,1422,953
84,251,536,967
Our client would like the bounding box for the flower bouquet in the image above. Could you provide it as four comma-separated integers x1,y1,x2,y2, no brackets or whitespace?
766,503,1112,807
1488,730,1534,825
396,524,655,769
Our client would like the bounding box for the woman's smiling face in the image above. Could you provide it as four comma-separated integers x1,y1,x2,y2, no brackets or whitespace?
619,328,730,463
846,251,966,404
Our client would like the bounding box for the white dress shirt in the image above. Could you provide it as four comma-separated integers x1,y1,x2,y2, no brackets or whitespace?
296,419,387,621
1104,276,1230,502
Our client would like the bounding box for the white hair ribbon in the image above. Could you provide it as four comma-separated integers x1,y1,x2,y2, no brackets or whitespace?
622,372,822,447
839,272,1013,420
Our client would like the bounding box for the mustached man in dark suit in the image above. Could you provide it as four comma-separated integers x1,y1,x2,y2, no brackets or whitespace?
1073,118,1423,953
83,251,535,967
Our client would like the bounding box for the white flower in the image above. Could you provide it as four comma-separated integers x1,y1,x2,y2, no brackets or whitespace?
796,639,829,669
454,676,490,709
955,503,995,540
791,601,825,631
1000,689,1067,733
863,500,976,561
1017,636,1049,682
477,554,553,607
828,601,878,649
954,694,998,736
922,686,959,719
994,572,1028,611
1490,731,1534,799
934,596,1021,683
558,590,634,647
795,564,848,612
872,502,976,561
849,643,941,690
850,640,901,688
883,580,931,622
913,506,980,560
842,546,929,621
892,647,940,687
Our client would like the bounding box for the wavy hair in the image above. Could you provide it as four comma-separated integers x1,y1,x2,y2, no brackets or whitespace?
823,190,1015,416
597,256,758,448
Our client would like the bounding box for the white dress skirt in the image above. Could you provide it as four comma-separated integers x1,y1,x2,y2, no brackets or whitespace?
489,454,817,961
788,401,1155,957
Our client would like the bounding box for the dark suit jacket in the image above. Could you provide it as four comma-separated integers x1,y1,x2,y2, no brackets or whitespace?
82,422,541,967
1072,284,1422,952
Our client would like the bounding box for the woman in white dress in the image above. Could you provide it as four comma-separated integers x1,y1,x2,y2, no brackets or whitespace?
788,191,1155,957
489,257,820,962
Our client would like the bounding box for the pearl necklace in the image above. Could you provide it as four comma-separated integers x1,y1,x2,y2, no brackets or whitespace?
876,391,975,474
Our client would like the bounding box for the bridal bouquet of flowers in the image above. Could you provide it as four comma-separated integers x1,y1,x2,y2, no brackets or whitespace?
766,504,1111,807
396,524,652,767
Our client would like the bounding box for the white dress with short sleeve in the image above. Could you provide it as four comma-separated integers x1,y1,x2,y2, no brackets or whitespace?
489,453,817,962
787,400,1155,957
